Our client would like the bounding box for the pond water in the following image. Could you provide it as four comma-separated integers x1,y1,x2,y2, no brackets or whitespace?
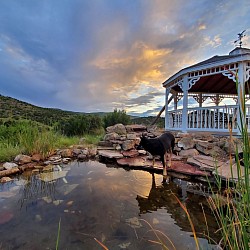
0,160,219,250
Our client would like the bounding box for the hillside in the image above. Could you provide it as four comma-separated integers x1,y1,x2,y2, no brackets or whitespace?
0,94,83,125
0,94,164,128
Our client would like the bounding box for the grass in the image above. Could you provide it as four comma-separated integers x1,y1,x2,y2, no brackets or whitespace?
206,73,250,249
0,119,104,162
56,218,61,250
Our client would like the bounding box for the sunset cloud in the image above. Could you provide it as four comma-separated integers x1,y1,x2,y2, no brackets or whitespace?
0,0,249,116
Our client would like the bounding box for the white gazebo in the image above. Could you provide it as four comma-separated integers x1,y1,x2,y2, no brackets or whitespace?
162,46,250,133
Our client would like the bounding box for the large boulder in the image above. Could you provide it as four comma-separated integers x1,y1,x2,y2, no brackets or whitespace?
178,137,195,150
179,149,199,157
106,124,126,135
104,132,120,141
122,140,136,151
3,162,18,170
14,154,32,164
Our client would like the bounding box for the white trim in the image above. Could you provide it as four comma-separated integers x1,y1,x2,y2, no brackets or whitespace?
163,54,250,87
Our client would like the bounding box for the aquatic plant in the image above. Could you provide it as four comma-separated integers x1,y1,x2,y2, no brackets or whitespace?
56,218,61,250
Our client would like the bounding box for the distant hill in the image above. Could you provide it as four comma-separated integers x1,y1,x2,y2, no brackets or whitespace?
0,94,164,128
0,94,85,125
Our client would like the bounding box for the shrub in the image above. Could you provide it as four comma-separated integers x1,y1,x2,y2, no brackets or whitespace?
56,115,103,136
103,109,131,128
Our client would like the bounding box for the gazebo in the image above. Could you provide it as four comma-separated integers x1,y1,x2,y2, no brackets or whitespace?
162,46,250,133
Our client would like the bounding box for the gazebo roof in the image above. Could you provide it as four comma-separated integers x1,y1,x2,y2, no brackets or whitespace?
162,47,250,95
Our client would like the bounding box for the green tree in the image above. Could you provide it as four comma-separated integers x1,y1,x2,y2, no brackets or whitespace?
103,109,131,128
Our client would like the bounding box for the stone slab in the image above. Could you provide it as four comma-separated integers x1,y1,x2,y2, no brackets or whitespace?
117,156,210,177
193,155,224,167
98,150,123,159
168,162,211,177
121,149,139,158
214,161,248,181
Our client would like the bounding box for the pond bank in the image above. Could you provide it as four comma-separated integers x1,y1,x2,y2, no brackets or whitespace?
0,123,246,184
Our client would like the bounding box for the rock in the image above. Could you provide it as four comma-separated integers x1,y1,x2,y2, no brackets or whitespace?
0,177,13,183
215,162,245,181
195,141,213,155
106,124,126,135
176,132,190,138
168,161,211,177
114,144,122,150
126,133,138,140
122,140,135,151
14,154,32,164
98,150,123,159
179,149,199,157
49,156,62,161
223,137,243,155
72,149,82,156
32,153,42,162
178,137,195,150
3,162,18,170
0,167,20,177
77,154,88,160
122,149,139,158
98,140,113,147
104,132,120,141
125,124,147,132
138,150,147,155
88,147,97,157
62,158,71,164
60,149,72,158
208,146,227,159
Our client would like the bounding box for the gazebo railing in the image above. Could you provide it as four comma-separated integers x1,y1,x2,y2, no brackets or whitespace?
166,105,249,132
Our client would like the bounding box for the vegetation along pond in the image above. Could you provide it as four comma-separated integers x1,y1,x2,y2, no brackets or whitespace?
0,160,220,249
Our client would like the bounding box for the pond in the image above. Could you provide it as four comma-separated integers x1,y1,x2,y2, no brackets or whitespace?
0,160,219,249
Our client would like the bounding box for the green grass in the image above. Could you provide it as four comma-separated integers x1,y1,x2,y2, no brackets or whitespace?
0,119,104,162
0,142,21,162
207,73,250,249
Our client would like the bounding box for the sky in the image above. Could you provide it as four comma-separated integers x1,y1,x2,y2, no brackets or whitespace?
0,0,250,117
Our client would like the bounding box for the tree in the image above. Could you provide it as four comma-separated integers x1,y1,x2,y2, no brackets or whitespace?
103,109,131,128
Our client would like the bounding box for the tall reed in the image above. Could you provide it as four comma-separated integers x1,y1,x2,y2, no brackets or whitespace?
208,73,250,249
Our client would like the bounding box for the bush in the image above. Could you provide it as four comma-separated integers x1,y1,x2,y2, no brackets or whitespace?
103,109,131,128
56,114,103,136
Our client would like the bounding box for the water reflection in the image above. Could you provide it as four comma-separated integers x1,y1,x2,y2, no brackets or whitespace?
136,174,218,240
0,160,219,249
18,173,57,209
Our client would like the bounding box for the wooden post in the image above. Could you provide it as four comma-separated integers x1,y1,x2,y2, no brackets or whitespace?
151,94,173,126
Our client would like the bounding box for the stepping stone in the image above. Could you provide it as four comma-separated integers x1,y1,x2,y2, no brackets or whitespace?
117,156,163,169
168,162,211,177
188,155,224,172
98,150,123,159
121,149,139,158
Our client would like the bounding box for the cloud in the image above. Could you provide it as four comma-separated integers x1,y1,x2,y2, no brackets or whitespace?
0,0,249,115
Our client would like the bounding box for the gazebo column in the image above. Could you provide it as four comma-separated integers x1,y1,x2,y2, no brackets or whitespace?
181,75,189,132
237,62,247,131
174,93,178,110
199,93,203,107
165,88,170,129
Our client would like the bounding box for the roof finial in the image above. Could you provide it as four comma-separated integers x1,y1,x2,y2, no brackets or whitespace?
234,30,246,48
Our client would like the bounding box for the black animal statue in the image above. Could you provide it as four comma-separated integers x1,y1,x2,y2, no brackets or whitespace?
138,132,175,175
